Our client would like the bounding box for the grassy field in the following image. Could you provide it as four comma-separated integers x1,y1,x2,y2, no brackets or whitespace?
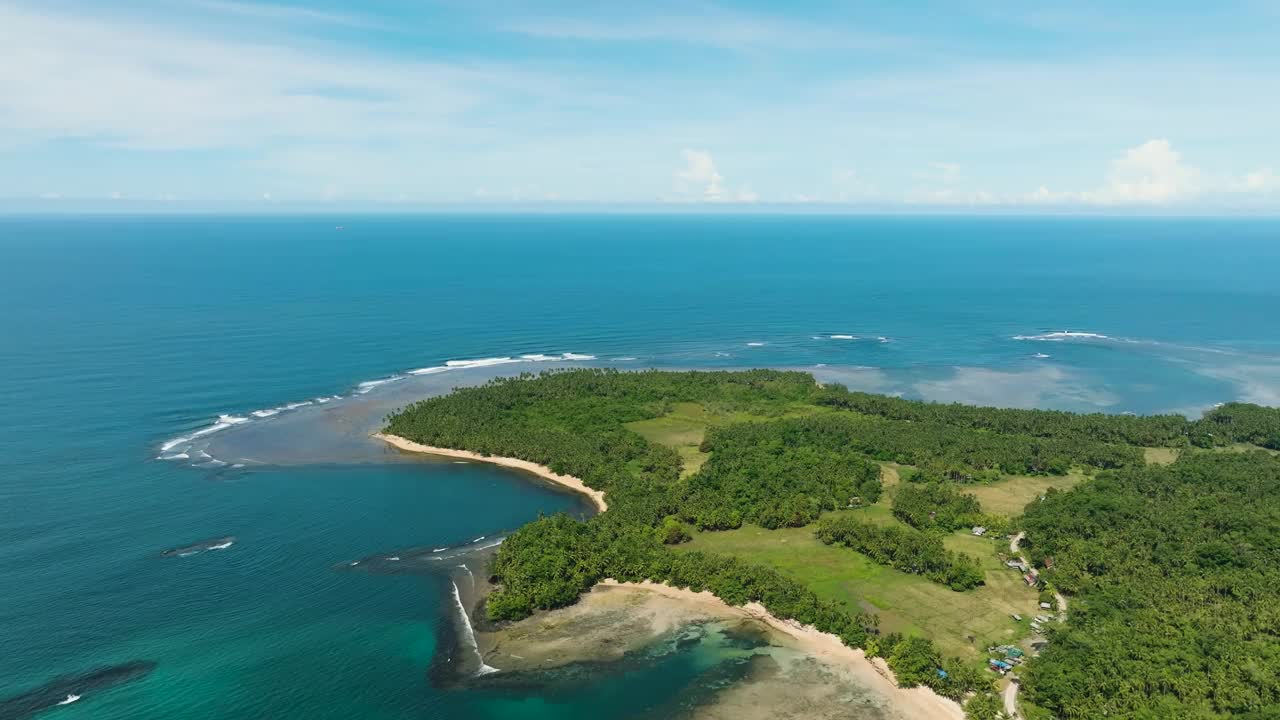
1143,447,1181,465
681,514,1039,660
966,470,1088,516
625,401,825,477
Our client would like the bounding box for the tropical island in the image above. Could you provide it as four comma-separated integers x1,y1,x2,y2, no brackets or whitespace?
379,368,1280,719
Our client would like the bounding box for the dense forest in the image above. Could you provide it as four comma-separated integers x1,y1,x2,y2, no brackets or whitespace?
1018,452,1280,719
385,368,1280,718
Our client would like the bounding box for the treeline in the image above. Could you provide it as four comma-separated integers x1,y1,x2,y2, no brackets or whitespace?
1018,452,1280,718
818,385,1280,450
699,412,1143,480
892,482,983,531
817,385,1194,445
815,515,985,591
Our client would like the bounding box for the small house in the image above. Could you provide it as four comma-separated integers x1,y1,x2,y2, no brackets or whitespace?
1011,613,1022,621
1024,574,1038,586
1040,602,1053,610
1006,648,1025,659
972,526,987,536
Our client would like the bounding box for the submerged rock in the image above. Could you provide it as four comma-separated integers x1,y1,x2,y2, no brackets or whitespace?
0,660,157,719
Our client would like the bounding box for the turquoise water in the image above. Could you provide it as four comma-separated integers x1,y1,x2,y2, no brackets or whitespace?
2,214,1279,718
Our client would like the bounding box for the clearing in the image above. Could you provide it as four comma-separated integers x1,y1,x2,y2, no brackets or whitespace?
965,471,1087,517
1143,447,1181,465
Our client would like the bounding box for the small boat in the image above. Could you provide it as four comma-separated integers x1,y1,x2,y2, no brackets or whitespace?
58,694,81,705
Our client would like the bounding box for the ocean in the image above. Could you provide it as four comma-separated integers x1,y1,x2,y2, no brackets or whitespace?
2,214,1278,719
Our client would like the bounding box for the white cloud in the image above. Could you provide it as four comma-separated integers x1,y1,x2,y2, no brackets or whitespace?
1009,139,1206,206
671,150,761,203
0,5,509,151
674,149,726,199
39,191,61,200
1091,139,1200,204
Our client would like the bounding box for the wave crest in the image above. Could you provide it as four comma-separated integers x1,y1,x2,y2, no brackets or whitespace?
1013,331,1113,342
158,352,597,463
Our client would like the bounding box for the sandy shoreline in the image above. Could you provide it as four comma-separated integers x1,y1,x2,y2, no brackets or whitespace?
373,433,608,512
601,580,966,720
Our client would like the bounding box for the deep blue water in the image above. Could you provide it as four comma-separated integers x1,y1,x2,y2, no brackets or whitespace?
2,214,1278,719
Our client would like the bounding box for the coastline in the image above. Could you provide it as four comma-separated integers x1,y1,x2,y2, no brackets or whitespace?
375,432,959,718
373,433,608,513
600,580,966,720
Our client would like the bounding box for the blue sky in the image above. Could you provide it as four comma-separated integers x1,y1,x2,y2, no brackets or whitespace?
2,0,1278,212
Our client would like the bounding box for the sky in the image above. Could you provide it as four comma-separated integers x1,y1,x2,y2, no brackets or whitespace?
2,0,1278,212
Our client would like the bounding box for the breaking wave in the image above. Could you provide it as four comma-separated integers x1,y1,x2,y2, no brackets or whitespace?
157,352,598,463
158,414,248,454
1011,330,1232,356
451,581,499,675
1013,331,1114,342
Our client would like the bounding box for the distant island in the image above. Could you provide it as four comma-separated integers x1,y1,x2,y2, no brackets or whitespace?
380,369,1280,719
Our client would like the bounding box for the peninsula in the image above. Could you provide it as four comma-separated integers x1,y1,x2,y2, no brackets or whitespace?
383,368,1280,719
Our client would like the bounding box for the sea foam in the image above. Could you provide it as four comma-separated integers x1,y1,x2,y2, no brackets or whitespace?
158,351,600,463
1013,331,1112,342
451,580,499,675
